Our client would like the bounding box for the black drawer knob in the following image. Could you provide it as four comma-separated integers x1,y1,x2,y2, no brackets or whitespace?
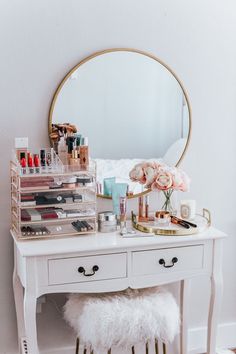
78,265,99,277
159,257,178,268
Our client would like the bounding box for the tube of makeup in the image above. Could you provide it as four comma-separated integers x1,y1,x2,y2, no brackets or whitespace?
119,196,127,216
145,195,149,218
111,183,128,217
34,154,40,173
28,155,34,174
119,196,127,233
138,196,144,218
171,216,190,229
103,177,116,197
40,150,46,168
172,216,197,228
21,158,27,174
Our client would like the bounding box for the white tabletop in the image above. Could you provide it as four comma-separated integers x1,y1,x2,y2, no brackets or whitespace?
12,226,226,257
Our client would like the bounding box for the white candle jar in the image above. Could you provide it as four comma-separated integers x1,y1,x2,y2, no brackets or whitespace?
180,200,196,220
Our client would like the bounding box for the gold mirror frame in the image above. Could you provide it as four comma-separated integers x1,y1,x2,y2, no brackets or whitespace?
48,48,192,200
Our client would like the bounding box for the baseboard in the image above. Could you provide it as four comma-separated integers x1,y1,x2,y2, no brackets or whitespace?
7,321,236,354
188,321,236,354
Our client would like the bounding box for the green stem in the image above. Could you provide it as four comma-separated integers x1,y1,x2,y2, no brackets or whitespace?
161,189,173,212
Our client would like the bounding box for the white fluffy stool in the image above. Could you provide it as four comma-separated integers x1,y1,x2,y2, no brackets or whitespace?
64,287,180,354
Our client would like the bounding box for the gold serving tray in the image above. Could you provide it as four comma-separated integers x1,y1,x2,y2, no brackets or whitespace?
131,208,211,236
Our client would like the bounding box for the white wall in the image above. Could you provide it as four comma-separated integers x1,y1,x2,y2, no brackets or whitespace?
0,0,236,353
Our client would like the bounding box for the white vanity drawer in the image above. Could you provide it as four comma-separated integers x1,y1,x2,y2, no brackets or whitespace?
132,245,204,276
48,253,127,285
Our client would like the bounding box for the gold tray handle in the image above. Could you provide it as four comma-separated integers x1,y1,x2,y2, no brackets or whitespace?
203,208,211,226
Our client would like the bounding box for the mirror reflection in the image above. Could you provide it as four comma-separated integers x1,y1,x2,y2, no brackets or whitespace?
49,49,191,197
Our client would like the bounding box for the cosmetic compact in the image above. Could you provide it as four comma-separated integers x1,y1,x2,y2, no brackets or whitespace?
154,211,171,227
62,177,77,188
77,175,93,186
98,211,117,233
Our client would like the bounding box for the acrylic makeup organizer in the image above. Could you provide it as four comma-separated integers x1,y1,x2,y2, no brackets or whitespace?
10,150,97,240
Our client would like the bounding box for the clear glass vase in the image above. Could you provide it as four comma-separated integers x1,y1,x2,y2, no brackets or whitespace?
161,189,176,215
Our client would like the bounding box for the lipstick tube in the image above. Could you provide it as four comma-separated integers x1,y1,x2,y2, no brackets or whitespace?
21,158,27,174
145,196,149,218
34,154,41,173
138,196,144,218
40,149,46,168
28,155,34,174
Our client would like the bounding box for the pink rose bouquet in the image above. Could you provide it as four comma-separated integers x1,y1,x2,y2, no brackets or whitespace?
129,162,190,212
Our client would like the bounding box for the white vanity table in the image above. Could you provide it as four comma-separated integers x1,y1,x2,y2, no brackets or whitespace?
12,226,226,354
11,48,226,354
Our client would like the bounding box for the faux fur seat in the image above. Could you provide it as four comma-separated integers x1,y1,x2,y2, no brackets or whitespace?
64,287,180,354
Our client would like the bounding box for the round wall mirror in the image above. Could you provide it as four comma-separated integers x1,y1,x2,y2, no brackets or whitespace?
49,48,191,198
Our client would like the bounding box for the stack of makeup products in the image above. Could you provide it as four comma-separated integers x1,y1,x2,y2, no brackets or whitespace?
15,131,90,176
99,177,134,197
21,226,50,237
20,221,94,237
137,196,197,230
11,140,97,240
21,207,96,222
57,131,89,168
16,148,63,175
71,220,94,232
20,174,94,192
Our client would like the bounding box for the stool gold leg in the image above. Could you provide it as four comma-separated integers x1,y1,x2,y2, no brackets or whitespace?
132,345,135,354
83,348,87,354
108,349,112,354
76,338,80,354
155,339,159,354
146,342,149,354
162,343,167,354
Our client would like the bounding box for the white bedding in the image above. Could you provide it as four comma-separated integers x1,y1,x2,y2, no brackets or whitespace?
94,158,162,194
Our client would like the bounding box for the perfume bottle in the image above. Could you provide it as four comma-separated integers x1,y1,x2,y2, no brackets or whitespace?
57,135,68,165
69,149,80,166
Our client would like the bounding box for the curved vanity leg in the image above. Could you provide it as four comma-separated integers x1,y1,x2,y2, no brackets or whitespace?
23,292,39,354
13,244,26,352
207,239,223,354
180,279,190,354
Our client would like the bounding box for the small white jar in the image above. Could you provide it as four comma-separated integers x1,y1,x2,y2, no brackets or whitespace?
98,211,117,233
154,211,171,228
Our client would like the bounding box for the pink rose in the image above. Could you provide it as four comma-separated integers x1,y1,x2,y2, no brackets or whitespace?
153,162,166,170
143,165,157,187
151,171,173,191
129,161,190,192
171,169,183,190
129,164,145,184
178,171,190,192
